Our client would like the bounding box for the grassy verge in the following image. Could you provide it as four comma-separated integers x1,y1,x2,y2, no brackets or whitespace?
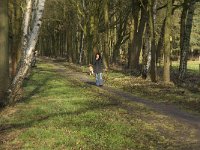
0,60,199,149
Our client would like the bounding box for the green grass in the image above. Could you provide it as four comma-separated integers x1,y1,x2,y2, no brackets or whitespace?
0,60,199,149
172,60,200,74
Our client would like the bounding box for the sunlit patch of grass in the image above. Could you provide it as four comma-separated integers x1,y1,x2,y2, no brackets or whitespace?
0,60,199,149
172,60,200,74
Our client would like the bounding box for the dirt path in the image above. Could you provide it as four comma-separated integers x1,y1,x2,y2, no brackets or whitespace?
52,61,200,140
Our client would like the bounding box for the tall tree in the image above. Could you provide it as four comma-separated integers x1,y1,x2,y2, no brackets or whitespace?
0,0,9,105
103,0,109,69
148,0,157,82
128,0,140,70
163,0,172,83
131,0,148,71
179,0,196,79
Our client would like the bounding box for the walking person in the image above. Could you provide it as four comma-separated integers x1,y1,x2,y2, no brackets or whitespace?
93,53,104,86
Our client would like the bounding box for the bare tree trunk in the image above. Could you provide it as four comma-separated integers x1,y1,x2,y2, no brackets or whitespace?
0,0,9,105
163,0,172,83
148,0,157,82
21,0,33,56
11,0,23,78
128,0,140,69
142,23,151,79
79,30,84,64
179,0,195,79
103,0,109,69
86,15,94,64
156,18,166,66
131,1,148,71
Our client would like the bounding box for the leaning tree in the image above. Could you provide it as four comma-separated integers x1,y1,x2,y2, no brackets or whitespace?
8,0,46,103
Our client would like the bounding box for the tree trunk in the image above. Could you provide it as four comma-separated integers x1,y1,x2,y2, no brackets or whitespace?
103,0,109,69
179,0,195,79
156,18,166,66
142,23,151,79
131,1,148,71
148,0,157,82
163,0,172,83
86,15,94,64
112,17,123,64
0,0,9,105
79,30,84,64
128,0,140,69
21,0,33,56
111,11,117,63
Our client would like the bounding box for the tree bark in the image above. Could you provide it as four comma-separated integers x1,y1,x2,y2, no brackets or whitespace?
128,0,140,69
163,0,172,83
103,0,109,69
79,30,84,64
148,0,157,82
179,0,196,79
156,18,166,66
131,1,148,71
22,0,33,56
0,0,9,105
142,23,151,79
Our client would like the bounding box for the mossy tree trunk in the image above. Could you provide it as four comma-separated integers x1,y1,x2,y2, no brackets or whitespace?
0,0,9,105
179,0,196,79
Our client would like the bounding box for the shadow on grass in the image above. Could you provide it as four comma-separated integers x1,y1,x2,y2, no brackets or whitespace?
85,81,96,86
0,95,119,132
0,69,118,131
19,68,54,104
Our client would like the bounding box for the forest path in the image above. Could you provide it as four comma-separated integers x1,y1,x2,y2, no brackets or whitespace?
52,60,200,139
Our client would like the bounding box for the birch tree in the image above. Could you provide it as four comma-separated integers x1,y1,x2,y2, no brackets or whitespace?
9,0,46,103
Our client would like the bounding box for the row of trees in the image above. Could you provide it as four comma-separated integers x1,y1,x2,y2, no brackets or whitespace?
38,0,200,82
0,0,199,105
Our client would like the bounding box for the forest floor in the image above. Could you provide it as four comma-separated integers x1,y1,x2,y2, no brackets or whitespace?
0,58,200,149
